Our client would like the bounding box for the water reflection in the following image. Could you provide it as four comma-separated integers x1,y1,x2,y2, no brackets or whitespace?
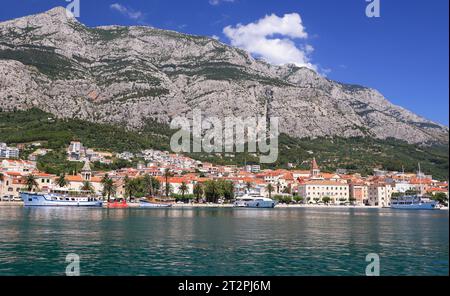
0,207,448,275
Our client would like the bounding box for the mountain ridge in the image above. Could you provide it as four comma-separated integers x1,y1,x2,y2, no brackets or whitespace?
0,7,448,144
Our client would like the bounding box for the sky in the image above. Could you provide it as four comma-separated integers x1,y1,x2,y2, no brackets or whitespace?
0,0,448,125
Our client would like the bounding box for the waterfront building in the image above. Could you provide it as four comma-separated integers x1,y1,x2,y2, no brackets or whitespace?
298,180,350,204
368,183,392,207
349,181,369,205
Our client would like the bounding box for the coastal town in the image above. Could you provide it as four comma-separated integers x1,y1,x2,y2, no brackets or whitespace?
0,141,448,207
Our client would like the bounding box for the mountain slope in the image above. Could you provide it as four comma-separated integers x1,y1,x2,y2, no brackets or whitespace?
0,7,448,144
1,108,448,179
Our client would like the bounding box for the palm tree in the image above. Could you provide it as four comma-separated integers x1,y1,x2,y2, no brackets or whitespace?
55,173,68,188
143,174,154,197
266,183,274,199
193,183,203,202
25,174,39,192
163,169,172,198
123,175,133,200
178,182,188,200
101,174,116,202
245,181,252,193
81,180,94,193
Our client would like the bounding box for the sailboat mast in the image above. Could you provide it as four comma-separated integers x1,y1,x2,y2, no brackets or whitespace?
418,163,422,195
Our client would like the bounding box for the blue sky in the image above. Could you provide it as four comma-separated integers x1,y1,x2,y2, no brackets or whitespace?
1,0,448,125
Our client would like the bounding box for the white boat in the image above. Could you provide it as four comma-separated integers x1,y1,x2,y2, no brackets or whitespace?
20,191,103,207
234,194,275,208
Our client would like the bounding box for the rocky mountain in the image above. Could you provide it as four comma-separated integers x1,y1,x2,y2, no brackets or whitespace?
0,7,448,144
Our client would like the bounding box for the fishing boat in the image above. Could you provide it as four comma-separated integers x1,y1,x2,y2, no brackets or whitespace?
234,193,276,208
139,197,173,208
20,190,103,207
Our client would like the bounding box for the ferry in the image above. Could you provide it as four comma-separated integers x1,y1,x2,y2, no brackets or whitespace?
234,194,276,208
390,163,439,210
20,190,103,207
390,196,438,210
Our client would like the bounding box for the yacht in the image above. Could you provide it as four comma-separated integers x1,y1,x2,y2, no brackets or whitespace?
20,190,103,207
234,193,276,208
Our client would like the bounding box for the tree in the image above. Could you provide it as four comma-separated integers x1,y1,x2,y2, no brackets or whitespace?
405,189,419,196
431,192,448,206
391,192,403,199
245,181,252,193
322,196,331,204
55,173,68,188
143,174,154,197
220,180,235,201
193,183,204,202
81,181,94,193
266,183,274,199
123,175,136,200
178,182,188,200
163,169,172,198
101,174,116,202
293,196,304,204
204,180,220,203
25,174,39,192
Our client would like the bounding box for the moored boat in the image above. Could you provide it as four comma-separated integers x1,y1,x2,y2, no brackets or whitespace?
234,194,275,208
20,191,103,207
106,199,129,208
139,197,173,208
390,196,438,210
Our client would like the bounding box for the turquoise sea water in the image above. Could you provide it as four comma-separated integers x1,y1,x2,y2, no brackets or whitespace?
0,207,448,276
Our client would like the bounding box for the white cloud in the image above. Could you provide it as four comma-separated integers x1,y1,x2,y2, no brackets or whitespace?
212,35,220,40
110,3,145,22
209,0,235,5
223,13,316,70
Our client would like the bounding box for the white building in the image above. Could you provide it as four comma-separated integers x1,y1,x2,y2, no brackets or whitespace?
298,180,350,204
0,143,19,159
368,183,392,207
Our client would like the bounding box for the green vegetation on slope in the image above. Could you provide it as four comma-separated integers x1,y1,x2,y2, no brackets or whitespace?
0,109,448,179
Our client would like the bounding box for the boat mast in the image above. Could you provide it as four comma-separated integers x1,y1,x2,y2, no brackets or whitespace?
418,163,422,196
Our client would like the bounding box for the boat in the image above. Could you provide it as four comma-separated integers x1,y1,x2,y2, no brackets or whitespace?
234,194,276,208
20,191,103,207
390,163,439,210
139,197,173,208
390,195,438,210
107,199,128,208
